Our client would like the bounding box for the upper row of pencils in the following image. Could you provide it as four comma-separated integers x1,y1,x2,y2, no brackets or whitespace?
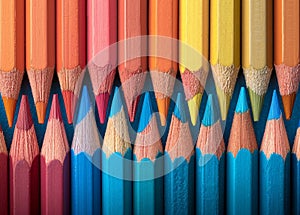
0,0,299,127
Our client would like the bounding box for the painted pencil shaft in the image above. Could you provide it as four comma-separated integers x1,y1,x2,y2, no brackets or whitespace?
292,124,300,214
149,0,178,126
196,95,225,215
274,0,300,119
210,0,240,120
0,128,8,214
0,0,24,127
242,0,273,121
118,0,147,122
164,93,194,215
26,0,55,124
179,0,209,125
227,87,258,215
41,95,70,215
10,96,39,214
56,0,86,124
102,87,132,215
87,0,117,124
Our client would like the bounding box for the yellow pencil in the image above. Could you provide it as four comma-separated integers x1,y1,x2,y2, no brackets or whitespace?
210,0,240,120
179,0,209,125
242,0,273,121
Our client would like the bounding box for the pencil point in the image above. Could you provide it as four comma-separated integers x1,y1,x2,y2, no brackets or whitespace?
188,93,202,126
215,86,231,120
138,93,153,132
236,87,249,114
202,95,218,127
128,96,140,123
248,88,264,121
109,87,123,118
2,97,17,127
156,97,170,126
174,93,187,123
36,101,47,124
49,94,62,121
77,86,91,125
96,92,110,124
268,90,281,120
62,90,75,124
16,95,33,130
282,93,295,120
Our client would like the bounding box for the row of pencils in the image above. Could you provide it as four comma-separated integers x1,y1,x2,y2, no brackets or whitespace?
0,0,299,129
0,82,299,215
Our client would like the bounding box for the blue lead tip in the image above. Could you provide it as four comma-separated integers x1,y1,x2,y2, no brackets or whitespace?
202,95,218,127
174,93,187,123
138,93,153,132
77,85,92,124
268,90,281,120
235,87,249,113
109,87,123,118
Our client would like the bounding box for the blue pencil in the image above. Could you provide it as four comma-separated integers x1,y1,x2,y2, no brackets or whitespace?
196,94,225,215
227,87,258,215
133,92,164,215
260,90,290,215
102,87,132,215
71,85,101,214
164,93,194,215
292,121,300,214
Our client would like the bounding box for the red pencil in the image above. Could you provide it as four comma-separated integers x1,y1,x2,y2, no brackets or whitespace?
41,94,70,215
0,126,8,214
10,95,40,214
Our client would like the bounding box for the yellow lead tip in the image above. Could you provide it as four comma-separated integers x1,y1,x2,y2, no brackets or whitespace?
216,86,231,120
188,93,203,126
2,97,17,127
248,88,264,122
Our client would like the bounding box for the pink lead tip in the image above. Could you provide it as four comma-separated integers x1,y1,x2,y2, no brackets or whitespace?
96,93,110,124
16,95,33,130
49,94,63,121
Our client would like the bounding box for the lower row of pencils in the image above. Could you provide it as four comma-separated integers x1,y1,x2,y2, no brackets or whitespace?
1,85,300,215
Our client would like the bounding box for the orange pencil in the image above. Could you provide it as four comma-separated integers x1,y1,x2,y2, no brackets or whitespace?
0,0,25,127
149,0,178,126
57,0,86,124
26,0,55,124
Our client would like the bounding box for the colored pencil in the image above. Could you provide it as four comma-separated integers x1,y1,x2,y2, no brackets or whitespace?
0,126,8,214
196,94,225,214
118,0,147,122
242,0,273,121
149,0,178,126
274,0,300,119
210,0,240,120
179,0,209,125
40,94,70,215
10,95,40,214
133,92,164,215
0,0,24,127
87,0,117,124
292,121,300,214
164,93,194,215
227,87,258,215
56,0,86,124
102,87,132,215
71,85,101,214
260,90,290,214
26,0,55,124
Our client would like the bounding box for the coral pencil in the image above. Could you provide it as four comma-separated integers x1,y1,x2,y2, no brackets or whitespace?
0,0,24,127
118,0,147,122
10,95,40,214
71,86,101,214
40,94,70,215
0,126,8,214
242,0,273,121
87,0,117,124
227,87,258,215
196,95,225,215
260,90,290,214
102,87,132,215
133,93,164,215
292,121,300,214
179,0,209,125
57,0,86,124
164,93,194,215
26,0,55,124
274,0,300,119
210,0,240,120
149,0,178,126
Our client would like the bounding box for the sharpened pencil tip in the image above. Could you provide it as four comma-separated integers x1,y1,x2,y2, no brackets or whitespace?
2,97,17,127
96,92,110,124
156,97,170,126
282,93,295,120
268,90,281,120
235,87,249,114
62,90,75,124
109,87,123,118
138,93,153,132
36,101,47,124
49,94,62,121
216,86,231,120
77,86,91,125
202,95,218,127
127,96,140,123
17,95,33,130
248,88,264,121
188,93,202,126
174,93,187,123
